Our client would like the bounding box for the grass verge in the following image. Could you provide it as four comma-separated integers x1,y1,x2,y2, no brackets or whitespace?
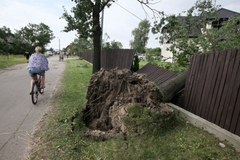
0,54,26,69
28,59,240,160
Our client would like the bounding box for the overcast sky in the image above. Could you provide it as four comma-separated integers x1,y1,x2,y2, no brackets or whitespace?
0,0,240,50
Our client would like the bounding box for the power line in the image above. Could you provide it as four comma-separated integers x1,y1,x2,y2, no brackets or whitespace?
115,2,143,21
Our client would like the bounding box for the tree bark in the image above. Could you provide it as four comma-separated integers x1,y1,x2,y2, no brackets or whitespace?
92,1,101,73
158,72,187,102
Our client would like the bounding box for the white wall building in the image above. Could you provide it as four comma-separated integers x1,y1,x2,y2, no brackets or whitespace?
160,8,239,63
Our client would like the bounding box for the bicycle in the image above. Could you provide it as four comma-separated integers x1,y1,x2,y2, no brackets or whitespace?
30,74,44,104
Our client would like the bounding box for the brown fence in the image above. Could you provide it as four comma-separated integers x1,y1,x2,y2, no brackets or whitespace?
79,49,134,70
79,51,93,63
183,49,240,136
101,49,134,70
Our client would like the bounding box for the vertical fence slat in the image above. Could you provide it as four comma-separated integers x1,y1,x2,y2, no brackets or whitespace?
229,87,240,134
195,55,209,115
206,52,223,121
228,49,240,134
187,55,204,113
220,50,238,128
210,50,231,124
208,51,228,123
215,50,235,126
183,56,197,110
200,54,217,117
201,53,218,120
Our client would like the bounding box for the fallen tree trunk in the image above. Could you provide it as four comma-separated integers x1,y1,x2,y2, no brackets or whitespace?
158,72,187,102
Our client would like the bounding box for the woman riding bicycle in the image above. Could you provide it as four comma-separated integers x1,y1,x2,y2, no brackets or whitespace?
27,46,49,94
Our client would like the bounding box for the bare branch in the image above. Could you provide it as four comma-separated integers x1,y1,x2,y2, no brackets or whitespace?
137,0,162,5
101,0,114,11
137,0,164,21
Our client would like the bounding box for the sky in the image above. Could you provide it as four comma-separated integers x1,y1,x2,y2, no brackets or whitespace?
0,0,240,50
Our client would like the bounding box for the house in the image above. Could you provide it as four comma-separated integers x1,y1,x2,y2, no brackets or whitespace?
161,8,240,63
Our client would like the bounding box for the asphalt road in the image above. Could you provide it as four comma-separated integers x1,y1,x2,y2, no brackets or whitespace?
0,55,65,160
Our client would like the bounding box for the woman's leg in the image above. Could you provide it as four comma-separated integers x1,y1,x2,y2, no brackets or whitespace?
40,73,45,88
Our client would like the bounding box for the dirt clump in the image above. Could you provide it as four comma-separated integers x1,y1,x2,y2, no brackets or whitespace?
82,68,173,139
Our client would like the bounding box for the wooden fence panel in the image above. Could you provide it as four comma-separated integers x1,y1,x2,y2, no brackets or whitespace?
224,50,240,131
205,52,224,121
215,50,233,125
137,63,177,86
208,51,228,122
79,49,134,70
183,56,197,111
219,50,238,128
183,49,240,136
79,51,93,63
200,53,217,119
101,49,134,70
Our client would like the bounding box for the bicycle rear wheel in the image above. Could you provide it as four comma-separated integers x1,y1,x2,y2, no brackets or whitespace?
31,82,38,104
37,80,44,94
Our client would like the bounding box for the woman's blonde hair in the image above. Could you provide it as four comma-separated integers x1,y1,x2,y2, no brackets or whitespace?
35,46,42,52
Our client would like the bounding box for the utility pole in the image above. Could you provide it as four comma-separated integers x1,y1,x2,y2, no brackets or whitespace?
101,8,104,50
100,7,104,67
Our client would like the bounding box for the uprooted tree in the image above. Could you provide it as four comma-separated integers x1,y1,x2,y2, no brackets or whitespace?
80,68,186,139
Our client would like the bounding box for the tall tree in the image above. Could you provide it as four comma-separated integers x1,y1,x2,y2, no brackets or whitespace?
62,0,113,73
130,19,151,53
0,26,14,54
18,23,54,52
62,0,159,73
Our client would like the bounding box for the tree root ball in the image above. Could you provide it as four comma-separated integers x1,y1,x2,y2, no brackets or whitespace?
82,68,173,138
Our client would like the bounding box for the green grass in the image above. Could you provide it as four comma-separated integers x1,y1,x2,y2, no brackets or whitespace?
28,59,240,160
0,54,26,69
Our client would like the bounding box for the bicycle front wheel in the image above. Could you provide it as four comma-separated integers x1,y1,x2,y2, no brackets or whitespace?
31,82,38,104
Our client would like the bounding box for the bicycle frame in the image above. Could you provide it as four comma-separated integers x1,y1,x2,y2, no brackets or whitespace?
31,74,44,104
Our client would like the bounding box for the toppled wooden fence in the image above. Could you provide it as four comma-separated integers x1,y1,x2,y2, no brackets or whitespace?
79,49,134,70
137,63,177,86
183,49,240,136
137,63,186,102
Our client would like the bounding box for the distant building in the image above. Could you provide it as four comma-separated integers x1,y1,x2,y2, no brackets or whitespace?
161,8,240,63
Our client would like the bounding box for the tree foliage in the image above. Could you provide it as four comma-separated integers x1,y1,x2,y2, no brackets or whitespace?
103,40,123,49
210,15,240,51
0,26,15,54
0,23,54,55
146,47,161,63
67,37,93,53
17,23,54,53
130,19,151,53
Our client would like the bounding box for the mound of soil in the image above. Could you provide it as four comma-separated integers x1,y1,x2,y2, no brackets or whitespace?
82,68,173,139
